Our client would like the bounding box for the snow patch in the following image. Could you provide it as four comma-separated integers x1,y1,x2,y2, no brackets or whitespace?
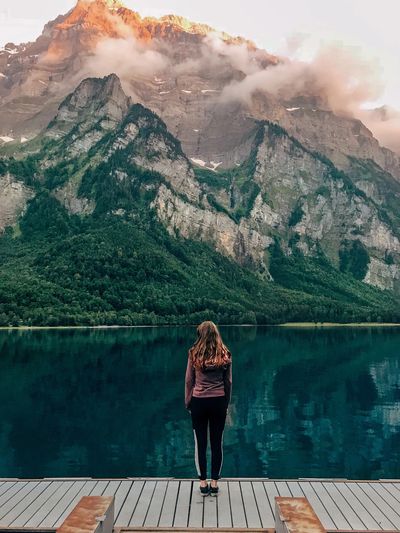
201,89,219,94
193,129,199,132
0,73,6,78
181,90,192,94
286,107,301,112
20,136,28,143
190,158,207,167
0,136,14,143
159,91,170,95
38,80,47,85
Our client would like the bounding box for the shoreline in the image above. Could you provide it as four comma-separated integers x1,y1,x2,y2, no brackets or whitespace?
1,322,400,331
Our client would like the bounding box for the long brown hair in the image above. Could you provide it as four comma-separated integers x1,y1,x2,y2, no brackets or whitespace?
189,321,231,370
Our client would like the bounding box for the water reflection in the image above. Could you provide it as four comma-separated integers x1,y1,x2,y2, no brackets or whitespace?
0,326,399,479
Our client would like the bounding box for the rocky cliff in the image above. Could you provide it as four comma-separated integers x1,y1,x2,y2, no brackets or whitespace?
1,73,399,297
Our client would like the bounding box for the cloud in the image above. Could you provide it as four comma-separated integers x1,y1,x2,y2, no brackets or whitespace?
359,106,400,153
82,36,168,80
221,40,384,115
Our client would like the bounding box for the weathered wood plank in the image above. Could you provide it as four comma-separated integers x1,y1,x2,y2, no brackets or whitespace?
0,481,28,508
144,480,168,527
173,480,191,527
9,480,64,528
275,481,293,497
216,481,232,528
158,481,179,527
0,481,51,526
333,482,381,530
116,481,144,527
39,480,94,528
228,481,246,528
0,481,41,522
57,495,114,533
129,480,157,527
240,481,261,528
188,482,204,528
322,481,366,530
203,490,217,528
263,481,281,518
296,481,336,530
309,481,351,530
252,482,274,528
24,481,75,528
357,482,400,530
52,480,99,528
0,481,18,499
286,481,304,498
346,481,397,530
275,496,325,533
113,480,132,520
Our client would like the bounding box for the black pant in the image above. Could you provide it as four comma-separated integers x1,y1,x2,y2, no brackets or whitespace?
190,395,227,481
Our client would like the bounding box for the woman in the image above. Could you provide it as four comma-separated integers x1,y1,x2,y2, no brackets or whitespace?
185,321,232,495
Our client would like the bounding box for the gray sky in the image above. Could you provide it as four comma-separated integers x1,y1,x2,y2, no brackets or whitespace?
0,0,399,109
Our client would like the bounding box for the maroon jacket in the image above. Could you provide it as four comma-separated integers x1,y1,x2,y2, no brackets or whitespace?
185,351,232,410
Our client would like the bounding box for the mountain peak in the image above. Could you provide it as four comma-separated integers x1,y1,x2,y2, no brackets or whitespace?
46,73,131,138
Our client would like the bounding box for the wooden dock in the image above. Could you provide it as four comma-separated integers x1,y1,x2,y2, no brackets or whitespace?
1,478,400,531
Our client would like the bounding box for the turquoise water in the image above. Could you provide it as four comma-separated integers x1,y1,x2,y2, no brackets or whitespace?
0,326,399,479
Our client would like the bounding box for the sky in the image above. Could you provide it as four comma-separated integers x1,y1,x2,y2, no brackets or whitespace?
0,0,399,110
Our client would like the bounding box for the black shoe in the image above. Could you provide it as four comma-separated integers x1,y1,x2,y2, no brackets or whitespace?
200,482,210,495
210,484,219,495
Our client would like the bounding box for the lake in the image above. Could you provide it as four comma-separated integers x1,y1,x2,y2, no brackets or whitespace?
0,325,399,480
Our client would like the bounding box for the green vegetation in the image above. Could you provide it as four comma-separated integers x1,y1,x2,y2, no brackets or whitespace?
288,203,305,227
0,201,398,326
1,108,399,327
339,239,371,280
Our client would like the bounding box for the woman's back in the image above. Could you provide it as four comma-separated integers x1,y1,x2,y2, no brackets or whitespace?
192,360,231,398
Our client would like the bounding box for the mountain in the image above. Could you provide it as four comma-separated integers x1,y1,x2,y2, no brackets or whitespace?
0,1,400,325
0,73,399,326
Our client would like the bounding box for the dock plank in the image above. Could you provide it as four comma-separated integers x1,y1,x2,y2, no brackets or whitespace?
240,481,261,528
346,481,397,530
275,480,293,497
9,480,64,528
24,481,75,528
39,480,93,528
309,481,351,531
117,480,145,527
263,480,281,518
52,480,98,528
0,477,400,531
357,482,400,530
188,482,204,528
216,481,232,528
322,481,366,530
158,481,179,527
228,481,246,527
144,480,168,527
0,481,51,526
130,480,157,526
203,490,217,528
0,481,41,523
113,480,133,520
297,481,336,530
0,482,18,499
173,480,191,527
0,482,28,509
252,481,274,528
334,481,381,530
